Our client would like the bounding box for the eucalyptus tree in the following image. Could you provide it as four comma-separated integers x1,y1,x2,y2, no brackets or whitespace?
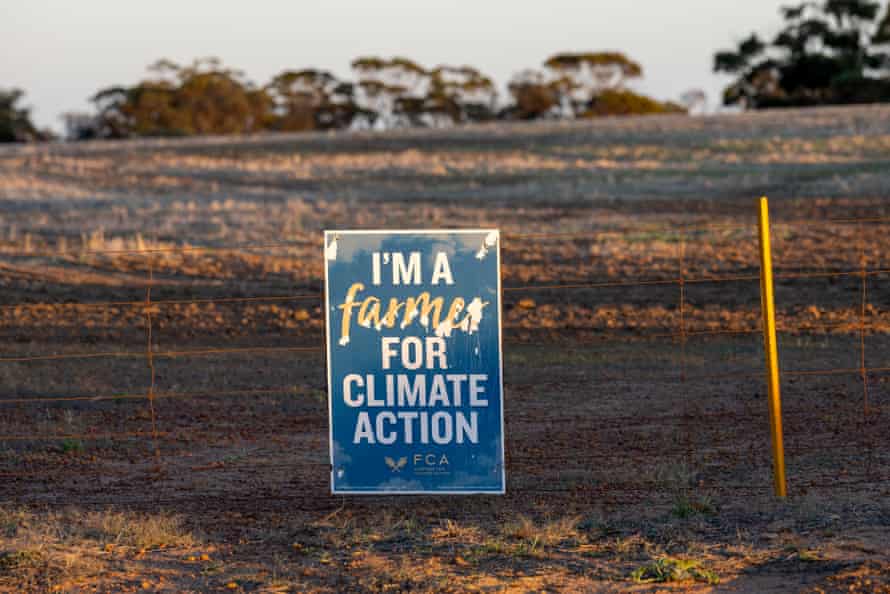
91,58,271,137
265,69,361,130
427,65,498,123
351,56,431,128
0,88,43,142
715,0,890,107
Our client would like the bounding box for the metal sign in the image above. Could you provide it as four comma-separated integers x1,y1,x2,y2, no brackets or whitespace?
324,230,505,494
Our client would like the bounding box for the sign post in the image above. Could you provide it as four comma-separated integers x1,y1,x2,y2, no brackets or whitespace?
324,230,505,494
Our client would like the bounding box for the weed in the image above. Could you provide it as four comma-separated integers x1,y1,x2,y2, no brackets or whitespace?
462,539,508,564
0,549,44,573
672,493,715,519
609,535,641,558
513,537,541,557
431,519,481,542
60,438,84,454
794,548,823,562
631,557,719,585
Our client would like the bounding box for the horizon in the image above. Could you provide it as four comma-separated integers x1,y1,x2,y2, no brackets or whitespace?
2,0,794,132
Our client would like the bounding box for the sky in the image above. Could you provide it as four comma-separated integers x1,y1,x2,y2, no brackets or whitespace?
1,0,794,131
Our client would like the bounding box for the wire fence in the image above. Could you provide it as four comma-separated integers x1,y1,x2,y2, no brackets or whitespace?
0,215,887,507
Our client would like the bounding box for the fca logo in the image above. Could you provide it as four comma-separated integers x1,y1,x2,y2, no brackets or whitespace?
414,453,450,467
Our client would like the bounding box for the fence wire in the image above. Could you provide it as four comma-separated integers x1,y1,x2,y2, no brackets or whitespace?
0,216,887,504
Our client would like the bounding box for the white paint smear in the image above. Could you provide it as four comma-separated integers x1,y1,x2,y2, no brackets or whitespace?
401,308,419,329
435,320,453,338
465,297,485,334
434,299,478,338
325,236,339,261
475,231,497,260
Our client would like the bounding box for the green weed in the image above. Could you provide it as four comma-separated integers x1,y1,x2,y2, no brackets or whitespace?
631,557,719,584
60,438,84,454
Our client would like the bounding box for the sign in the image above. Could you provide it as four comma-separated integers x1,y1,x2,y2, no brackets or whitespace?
324,230,505,494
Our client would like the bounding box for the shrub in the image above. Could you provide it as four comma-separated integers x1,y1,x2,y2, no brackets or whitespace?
583,89,687,117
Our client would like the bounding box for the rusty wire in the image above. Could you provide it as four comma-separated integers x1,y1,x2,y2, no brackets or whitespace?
1,362,887,411
6,214,890,260
0,316,872,365
0,217,887,497
2,267,889,314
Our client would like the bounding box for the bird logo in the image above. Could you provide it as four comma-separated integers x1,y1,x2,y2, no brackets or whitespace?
385,456,408,472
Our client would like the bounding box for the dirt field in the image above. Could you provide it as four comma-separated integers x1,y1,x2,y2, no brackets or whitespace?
0,105,888,592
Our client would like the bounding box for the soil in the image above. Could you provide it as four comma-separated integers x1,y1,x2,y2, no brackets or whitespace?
0,105,888,592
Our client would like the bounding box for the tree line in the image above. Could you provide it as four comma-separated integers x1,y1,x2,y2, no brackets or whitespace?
67,52,688,140
3,51,688,142
4,0,890,144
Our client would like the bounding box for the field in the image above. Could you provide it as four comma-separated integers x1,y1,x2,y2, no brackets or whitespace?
0,105,889,592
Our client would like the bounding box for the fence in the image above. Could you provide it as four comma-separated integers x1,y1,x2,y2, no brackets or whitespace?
0,199,887,510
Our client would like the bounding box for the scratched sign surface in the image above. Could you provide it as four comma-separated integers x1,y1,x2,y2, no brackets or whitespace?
324,230,505,494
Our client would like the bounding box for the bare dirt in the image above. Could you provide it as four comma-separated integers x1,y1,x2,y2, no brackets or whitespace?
0,105,888,592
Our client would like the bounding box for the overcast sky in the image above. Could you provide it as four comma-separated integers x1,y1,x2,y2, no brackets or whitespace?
2,0,793,131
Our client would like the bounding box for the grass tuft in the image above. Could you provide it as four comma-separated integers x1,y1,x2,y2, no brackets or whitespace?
502,515,580,547
0,506,197,589
630,557,720,584
671,493,716,519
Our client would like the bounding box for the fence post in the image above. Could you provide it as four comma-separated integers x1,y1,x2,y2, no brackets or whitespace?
757,197,787,498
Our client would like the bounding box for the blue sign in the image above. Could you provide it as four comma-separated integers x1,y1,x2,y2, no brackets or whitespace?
324,230,505,494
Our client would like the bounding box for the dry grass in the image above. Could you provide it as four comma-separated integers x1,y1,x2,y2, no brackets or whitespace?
431,519,483,542
0,507,196,590
502,514,581,547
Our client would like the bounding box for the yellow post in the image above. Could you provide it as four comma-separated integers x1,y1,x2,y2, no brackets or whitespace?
758,197,787,498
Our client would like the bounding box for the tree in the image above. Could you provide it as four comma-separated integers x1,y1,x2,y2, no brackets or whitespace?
506,53,677,120
265,69,362,131
91,58,272,138
427,66,498,123
874,2,890,41
543,52,644,117
174,60,270,135
0,88,43,142
351,56,430,128
544,52,643,99
715,1,890,108
506,69,562,120
90,85,141,138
